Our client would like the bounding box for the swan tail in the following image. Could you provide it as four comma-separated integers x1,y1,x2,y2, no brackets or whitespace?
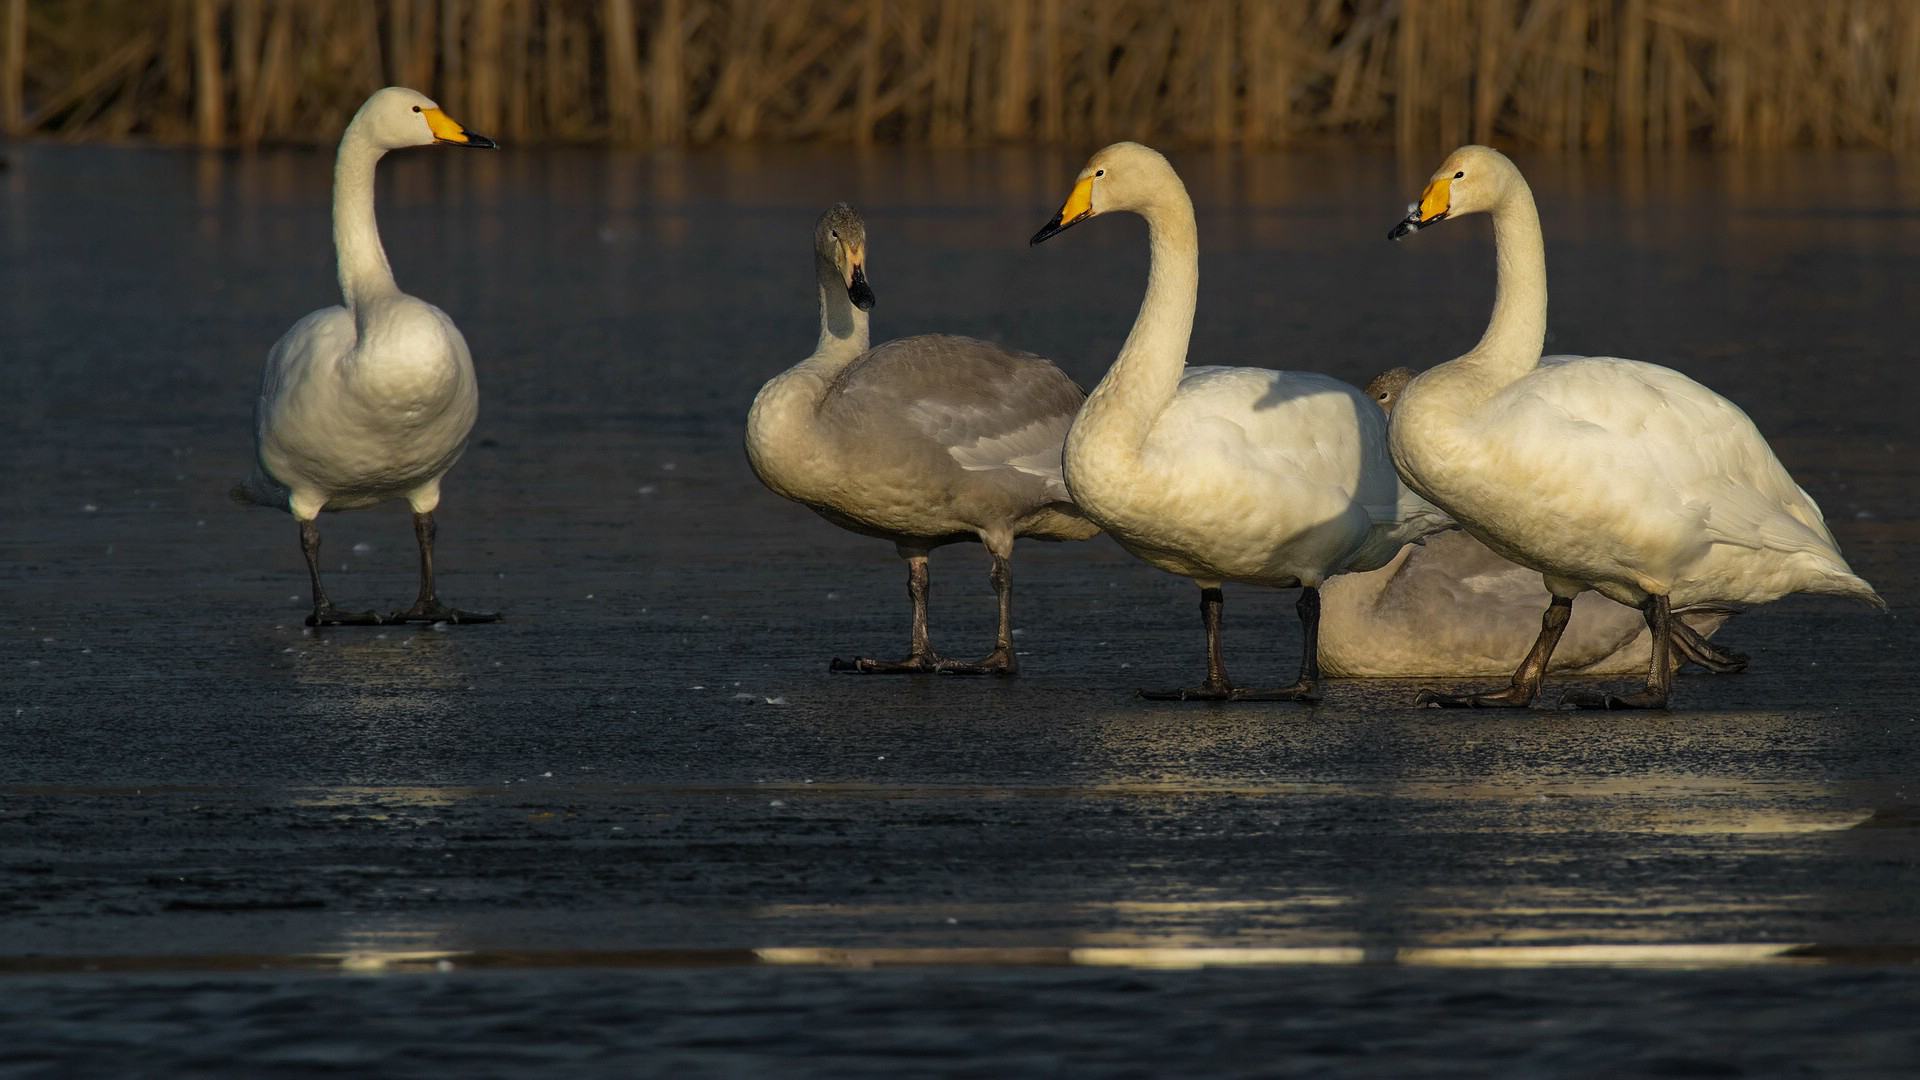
1823,576,1889,612
229,469,290,511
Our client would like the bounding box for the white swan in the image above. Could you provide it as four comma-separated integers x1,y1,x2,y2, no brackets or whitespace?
1386,144,1882,708
1318,367,1743,677
746,204,1097,675
1031,142,1450,701
233,87,499,627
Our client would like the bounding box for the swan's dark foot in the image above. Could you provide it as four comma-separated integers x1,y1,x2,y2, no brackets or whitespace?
1140,678,1234,701
307,604,383,627
1227,679,1321,703
939,647,1017,678
831,652,941,674
1140,679,1313,702
1415,685,1537,708
388,601,500,625
1559,686,1670,710
1671,623,1748,673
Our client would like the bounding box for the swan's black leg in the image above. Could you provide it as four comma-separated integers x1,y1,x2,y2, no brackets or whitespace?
301,518,381,627
1141,587,1240,700
1563,596,1673,709
833,554,942,673
1417,595,1572,707
1230,587,1323,702
942,553,1018,677
389,511,500,624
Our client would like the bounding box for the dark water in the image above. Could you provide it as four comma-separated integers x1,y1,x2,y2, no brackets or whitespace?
3,142,1918,1075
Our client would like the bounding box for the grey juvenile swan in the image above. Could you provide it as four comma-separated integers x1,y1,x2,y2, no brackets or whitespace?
746,204,1097,675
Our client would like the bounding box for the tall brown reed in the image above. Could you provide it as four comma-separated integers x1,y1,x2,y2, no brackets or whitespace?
6,0,1920,151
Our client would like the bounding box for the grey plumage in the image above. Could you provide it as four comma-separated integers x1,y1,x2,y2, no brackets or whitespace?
744,205,1095,675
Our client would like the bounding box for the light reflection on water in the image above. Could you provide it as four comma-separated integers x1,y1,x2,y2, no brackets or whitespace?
291,626,473,694
0,942,1857,975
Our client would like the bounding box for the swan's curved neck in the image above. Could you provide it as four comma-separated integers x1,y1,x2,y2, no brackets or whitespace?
745,253,872,476
1077,185,1199,453
1470,177,1548,375
811,254,869,364
333,129,400,310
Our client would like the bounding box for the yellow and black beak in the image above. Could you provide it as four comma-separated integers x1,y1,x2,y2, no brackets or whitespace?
423,107,498,149
1388,175,1451,240
1030,175,1096,245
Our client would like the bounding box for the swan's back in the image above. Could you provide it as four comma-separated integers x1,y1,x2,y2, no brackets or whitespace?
1154,368,1391,490
1511,357,1835,549
1169,367,1445,551
1404,354,1872,607
798,333,1094,544
1066,365,1444,585
824,334,1084,500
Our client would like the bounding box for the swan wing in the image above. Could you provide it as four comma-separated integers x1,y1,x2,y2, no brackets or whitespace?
1171,366,1448,534
256,306,356,432
829,334,1084,502
1507,357,1841,558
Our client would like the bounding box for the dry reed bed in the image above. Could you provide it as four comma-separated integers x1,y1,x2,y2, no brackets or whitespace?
4,0,1919,150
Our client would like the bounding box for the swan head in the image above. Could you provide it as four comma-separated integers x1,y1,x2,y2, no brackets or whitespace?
1030,141,1176,245
815,203,874,311
348,86,498,152
1388,145,1517,240
1364,367,1417,413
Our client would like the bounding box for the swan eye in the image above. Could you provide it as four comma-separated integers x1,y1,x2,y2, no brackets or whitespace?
1454,171,1464,179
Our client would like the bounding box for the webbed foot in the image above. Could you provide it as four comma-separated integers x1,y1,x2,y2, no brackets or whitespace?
389,601,500,625
1558,687,1669,710
830,652,941,674
1414,685,1537,708
308,605,384,627
939,647,1017,677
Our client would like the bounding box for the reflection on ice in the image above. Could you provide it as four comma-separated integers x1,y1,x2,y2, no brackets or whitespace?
0,942,1853,975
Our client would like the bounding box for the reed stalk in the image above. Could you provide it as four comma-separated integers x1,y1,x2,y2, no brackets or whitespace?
7,0,1919,152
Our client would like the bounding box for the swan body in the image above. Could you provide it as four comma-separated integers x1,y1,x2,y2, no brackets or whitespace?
234,86,498,626
1386,145,1880,707
247,300,476,516
1032,142,1449,700
1319,530,1739,677
1066,365,1428,586
746,204,1096,675
1318,366,1740,678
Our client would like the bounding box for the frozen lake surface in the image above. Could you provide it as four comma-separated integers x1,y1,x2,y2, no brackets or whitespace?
2,142,1917,1075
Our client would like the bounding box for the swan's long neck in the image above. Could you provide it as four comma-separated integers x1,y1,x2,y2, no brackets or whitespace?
812,255,869,364
745,254,872,492
1073,184,1198,458
1468,176,1548,379
1391,167,1552,501
332,129,400,311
